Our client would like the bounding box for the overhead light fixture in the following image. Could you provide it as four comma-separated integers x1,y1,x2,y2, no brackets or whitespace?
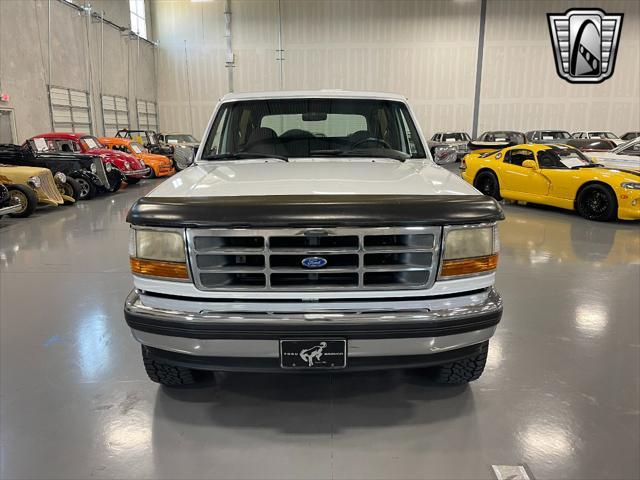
191,0,214,3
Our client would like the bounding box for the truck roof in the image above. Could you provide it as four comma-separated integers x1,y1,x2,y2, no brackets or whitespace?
220,90,407,102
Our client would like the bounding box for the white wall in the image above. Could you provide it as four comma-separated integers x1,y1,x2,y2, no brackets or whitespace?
152,0,482,139
0,0,157,141
479,0,640,134
152,0,640,139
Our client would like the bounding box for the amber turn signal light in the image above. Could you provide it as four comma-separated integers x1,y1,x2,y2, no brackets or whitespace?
441,254,498,278
130,257,189,279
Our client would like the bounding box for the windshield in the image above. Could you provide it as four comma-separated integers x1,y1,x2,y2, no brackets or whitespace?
201,98,426,161
441,133,469,142
537,146,592,169
481,132,526,143
589,132,619,139
166,134,198,144
130,142,144,154
540,131,570,140
81,136,103,150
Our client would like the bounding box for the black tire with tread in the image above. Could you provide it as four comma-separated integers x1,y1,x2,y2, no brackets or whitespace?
143,165,156,179
575,184,617,222
65,177,82,201
141,346,213,387
7,184,38,218
73,176,97,200
431,341,489,384
473,171,502,200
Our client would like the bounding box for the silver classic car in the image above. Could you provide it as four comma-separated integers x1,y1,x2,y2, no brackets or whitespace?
427,132,471,160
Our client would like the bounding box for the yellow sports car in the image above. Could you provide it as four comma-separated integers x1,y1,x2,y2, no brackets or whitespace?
461,144,640,221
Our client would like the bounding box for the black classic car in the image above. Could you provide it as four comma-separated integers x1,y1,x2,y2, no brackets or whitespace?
115,129,174,158
0,143,123,200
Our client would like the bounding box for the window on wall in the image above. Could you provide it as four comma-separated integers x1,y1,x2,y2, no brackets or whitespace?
136,100,158,131
102,95,130,137
48,86,92,134
129,0,147,39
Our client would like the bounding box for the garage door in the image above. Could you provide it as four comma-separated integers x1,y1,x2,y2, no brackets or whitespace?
102,95,130,137
49,86,92,134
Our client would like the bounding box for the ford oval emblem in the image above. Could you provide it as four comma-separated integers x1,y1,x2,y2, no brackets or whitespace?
301,256,328,269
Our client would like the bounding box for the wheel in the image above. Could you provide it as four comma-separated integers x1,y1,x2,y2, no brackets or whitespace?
73,176,96,200
106,175,123,193
143,165,156,179
58,178,79,204
7,185,38,218
430,341,489,385
64,177,82,201
141,346,213,387
576,184,617,221
126,177,141,185
474,171,502,200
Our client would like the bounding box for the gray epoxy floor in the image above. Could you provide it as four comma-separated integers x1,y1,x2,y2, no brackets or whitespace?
0,179,639,480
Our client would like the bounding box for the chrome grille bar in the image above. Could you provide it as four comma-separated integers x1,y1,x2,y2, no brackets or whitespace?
187,226,441,292
38,173,63,203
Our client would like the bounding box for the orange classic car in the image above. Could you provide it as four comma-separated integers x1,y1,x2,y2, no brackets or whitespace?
98,137,175,179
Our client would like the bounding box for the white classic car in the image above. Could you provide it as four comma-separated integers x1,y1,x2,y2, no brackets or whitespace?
591,137,640,171
571,131,626,146
123,90,504,387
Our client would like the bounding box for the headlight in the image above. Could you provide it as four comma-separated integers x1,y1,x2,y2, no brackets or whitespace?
105,163,113,172
28,176,41,188
125,161,131,170
129,229,188,280
90,163,97,173
440,225,499,278
621,182,640,190
54,172,66,183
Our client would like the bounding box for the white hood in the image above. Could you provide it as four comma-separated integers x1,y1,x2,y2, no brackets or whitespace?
148,158,480,198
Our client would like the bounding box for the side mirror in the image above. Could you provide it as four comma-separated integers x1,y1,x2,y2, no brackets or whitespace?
522,159,537,169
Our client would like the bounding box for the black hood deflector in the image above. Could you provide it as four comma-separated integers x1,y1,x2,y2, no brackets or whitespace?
127,194,504,228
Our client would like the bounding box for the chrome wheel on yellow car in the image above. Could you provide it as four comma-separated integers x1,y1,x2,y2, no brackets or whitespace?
7,185,38,218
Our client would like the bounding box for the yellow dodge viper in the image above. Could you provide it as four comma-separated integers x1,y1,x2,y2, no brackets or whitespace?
461,144,640,221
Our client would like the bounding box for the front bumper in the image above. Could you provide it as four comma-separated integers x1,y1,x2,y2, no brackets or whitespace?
125,167,151,179
124,287,502,372
0,203,21,216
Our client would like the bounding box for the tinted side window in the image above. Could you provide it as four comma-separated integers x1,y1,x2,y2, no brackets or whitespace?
505,149,534,167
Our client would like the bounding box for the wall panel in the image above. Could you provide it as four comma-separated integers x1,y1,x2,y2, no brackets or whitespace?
479,0,640,134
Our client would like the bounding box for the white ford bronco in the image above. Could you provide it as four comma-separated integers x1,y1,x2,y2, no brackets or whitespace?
125,90,504,387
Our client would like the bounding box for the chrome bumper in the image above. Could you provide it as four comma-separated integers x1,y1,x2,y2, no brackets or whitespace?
125,167,150,177
125,288,502,359
0,203,21,216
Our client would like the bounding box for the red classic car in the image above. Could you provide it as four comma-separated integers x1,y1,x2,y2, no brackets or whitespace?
29,133,149,184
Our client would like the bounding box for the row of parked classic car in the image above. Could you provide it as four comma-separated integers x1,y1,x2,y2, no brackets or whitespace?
0,129,200,219
427,130,640,163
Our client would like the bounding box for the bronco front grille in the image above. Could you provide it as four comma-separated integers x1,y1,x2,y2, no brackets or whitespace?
187,227,441,291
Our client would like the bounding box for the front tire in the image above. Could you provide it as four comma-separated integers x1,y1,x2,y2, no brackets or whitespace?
126,177,141,185
474,171,502,200
576,184,617,222
74,176,96,200
143,165,156,179
431,342,489,385
7,185,38,218
141,346,213,388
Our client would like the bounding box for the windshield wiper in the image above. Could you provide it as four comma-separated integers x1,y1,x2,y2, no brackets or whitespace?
309,149,409,161
201,152,289,162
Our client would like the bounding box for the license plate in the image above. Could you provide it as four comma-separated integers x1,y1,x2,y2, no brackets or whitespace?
280,339,347,369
